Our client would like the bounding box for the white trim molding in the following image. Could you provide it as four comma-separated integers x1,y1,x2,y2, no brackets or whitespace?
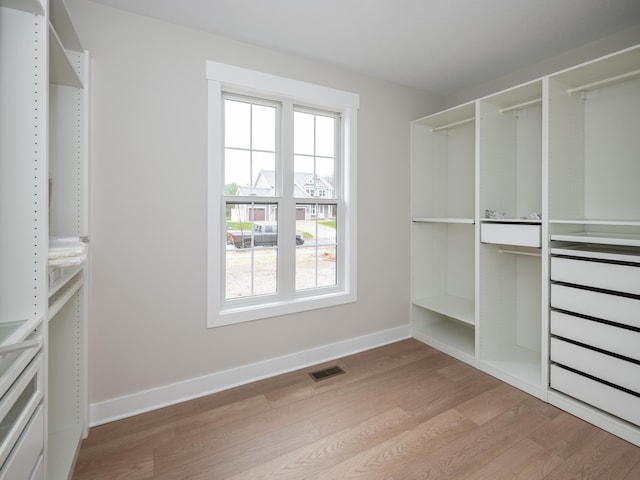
90,325,410,426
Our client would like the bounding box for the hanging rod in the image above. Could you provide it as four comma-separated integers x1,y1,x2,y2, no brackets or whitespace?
567,68,640,95
498,246,541,257
498,97,542,114
432,116,475,132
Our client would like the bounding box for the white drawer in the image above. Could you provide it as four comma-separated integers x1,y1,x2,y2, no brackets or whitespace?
0,406,43,480
551,284,640,329
550,337,640,394
481,223,541,247
550,311,640,362
550,364,640,427
0,354,44,469
551,256,640,296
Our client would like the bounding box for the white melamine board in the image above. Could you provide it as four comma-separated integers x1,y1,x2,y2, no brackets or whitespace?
551,284,640,329
49,25,82,88
0,0,43,15
50,0,82,51
412,316,475,361
550,231,640,247
551,365,640,427
551,256,640,295
583,77,640,221
550,242,640,261
551,338,640,394
50,83,87,236
0,7,47,324
413,295,474,325
551,311,640,362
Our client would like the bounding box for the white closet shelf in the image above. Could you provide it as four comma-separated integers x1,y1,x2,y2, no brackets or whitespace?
549,219,640,226
0,0,44,15
550,232,640,248
413,320,475,361
481,218,541,224
48,264,83,298
413,217,475,224
550,243,640,263
413,295,475,325
48,274,83,320
481,346,542,384
49,24,83,88
0,317,43,351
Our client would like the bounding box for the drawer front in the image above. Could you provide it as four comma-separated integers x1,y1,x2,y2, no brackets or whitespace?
0,354,44,468
551,256,640,296
551,284,640,329
550,311,640,362
550,365,640,427
0,406,43,480
481,224,541,247
550,337,640,394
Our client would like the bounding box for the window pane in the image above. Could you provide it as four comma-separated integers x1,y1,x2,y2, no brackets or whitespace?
294,110,337,200
296,204,337,290
252,104,276,151
224,100,250,149
294,111,314,155
224,97,277,192
315,115,335,157
225,203,278,299
225,148,250,187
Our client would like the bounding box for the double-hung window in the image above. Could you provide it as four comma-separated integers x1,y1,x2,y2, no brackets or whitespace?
207,62,359,327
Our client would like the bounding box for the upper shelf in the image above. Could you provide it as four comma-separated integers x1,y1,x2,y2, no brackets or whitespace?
49,25,83,87
50,0,83,52
0,0,44,15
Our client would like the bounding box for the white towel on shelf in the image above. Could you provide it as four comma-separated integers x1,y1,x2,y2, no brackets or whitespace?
48,236,87,266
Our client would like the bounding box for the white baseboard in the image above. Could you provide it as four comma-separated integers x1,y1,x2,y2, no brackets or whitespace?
90,325,410,426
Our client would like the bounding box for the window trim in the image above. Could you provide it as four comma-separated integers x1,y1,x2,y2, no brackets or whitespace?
207,61,359,328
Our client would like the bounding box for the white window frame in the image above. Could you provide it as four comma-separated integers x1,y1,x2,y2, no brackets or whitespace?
207,61,359,328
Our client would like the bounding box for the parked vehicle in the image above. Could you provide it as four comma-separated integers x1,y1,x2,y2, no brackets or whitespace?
227,223,304,248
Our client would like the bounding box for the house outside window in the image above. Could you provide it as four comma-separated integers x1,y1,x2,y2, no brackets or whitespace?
207,62,358,327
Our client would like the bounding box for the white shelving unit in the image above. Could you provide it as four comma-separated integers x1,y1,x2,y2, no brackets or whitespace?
0,0,89,478
411,44,640,445
410,102,476,362
476,79,546,398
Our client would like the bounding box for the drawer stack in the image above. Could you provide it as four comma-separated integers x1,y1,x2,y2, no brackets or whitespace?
549,242,640,428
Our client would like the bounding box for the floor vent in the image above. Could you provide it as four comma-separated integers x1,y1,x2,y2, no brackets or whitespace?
309,366,345,382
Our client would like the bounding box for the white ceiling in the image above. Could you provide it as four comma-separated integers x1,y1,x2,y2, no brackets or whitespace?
87,0,640,96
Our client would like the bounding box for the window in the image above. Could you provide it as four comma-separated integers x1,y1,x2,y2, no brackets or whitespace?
207,62,359,327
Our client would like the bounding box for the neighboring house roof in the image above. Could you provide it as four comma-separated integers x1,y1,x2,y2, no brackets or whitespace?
239,170,334,197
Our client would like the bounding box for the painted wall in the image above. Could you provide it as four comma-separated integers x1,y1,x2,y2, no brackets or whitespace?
446,23,640,107
66,0,442,419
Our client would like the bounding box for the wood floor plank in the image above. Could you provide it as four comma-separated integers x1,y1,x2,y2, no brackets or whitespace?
72,340,640,480
389,401,555,480
544,433,640,480
303,408,477,480
224,407,417,480
466,438,564,480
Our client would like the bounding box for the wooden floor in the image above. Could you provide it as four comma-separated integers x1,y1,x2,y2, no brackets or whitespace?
72,339,640,479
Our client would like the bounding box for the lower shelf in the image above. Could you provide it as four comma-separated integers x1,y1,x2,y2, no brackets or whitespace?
478,345,544,397
412,317,475,363
48,426,83,480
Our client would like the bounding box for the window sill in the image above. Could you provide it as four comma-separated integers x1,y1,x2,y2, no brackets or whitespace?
208,290,357,328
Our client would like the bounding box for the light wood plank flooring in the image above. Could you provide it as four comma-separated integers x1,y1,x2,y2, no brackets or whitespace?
72,339,640,479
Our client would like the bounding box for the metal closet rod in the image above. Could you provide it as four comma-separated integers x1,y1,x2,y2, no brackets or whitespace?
567,68,640,95
432,116,475,132
498,97,542,114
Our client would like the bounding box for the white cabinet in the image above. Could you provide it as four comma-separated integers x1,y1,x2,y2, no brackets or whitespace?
0,0,89,478
411,44,640,446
